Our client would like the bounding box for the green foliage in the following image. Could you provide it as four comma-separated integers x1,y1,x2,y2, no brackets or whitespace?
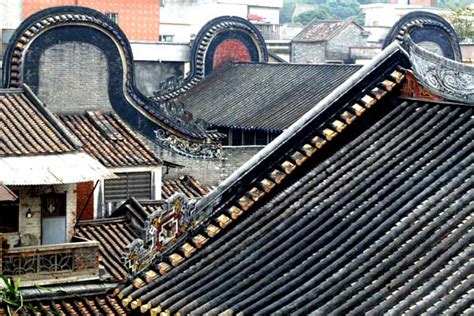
442,8,474,42
280,1,297,24
0,276,35,315
294,8,334,24
438,0,473,9
289,0,365,25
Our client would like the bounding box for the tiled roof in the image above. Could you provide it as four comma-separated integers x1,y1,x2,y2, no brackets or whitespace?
181,62,361,131
75,218,138,282
116,38,474,313
0,87,78,157
59,111,162,168
162,175,213,199
292,19,355,42
0,295,126,315
118,98,474,315
0,183,17,201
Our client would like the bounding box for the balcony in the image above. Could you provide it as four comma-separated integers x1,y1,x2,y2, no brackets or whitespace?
1,237,99,283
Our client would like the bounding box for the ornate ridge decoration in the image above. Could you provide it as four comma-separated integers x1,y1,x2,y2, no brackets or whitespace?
116,69,407,312
2,6,223,159
122,194,195,276
405,37,473,104
151,16,268,101
383,11,462,62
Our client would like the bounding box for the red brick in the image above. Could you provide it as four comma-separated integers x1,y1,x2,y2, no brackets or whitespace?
76,181,95,221
22,0,160,41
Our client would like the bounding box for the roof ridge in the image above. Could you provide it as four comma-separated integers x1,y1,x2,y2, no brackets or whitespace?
116,43,409,309
231,61,362,67
292,18,348,42
76,216,129,226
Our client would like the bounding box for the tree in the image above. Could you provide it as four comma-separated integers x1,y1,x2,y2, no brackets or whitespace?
280,1,297,24
443,8,474,42
321,0,365,24
438,0,473,9
292,0,365,25
294,8,335,24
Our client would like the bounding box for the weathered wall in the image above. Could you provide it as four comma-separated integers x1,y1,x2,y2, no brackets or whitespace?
461,44,474,64
3,184,77,249
291,24,368,64
76,181,95,221
37,42,112,113
134,61,184,97
291,41,326,64
350,46,382,61
154,145,265,186
326,23,368,62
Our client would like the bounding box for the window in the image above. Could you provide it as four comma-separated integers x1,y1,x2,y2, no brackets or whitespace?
224,128,281,146
105,12,119,24
159,35,175,43
41,193,66,218
104,172,152,203
0,191,19,233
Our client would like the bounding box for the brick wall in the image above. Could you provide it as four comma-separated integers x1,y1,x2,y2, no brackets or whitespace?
22,0,160,41
76,181,95,221
291,23,368,64
73,244,99,274
37,42,112,113
326,23,368,62
154,144,265,186
291,42,326,64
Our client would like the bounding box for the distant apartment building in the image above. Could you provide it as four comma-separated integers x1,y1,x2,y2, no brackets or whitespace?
389,0,438,6
362,2,449,28
160,0,283,43
360,0,450,62
0,0,21,72
22,0,160,41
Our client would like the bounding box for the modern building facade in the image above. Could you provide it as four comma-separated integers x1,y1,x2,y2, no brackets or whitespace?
160,0,283,43
22,0,160,41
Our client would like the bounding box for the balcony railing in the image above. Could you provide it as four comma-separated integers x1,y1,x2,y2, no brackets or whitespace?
2,237,99,281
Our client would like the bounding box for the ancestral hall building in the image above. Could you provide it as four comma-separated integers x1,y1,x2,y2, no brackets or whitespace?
0,6,472,316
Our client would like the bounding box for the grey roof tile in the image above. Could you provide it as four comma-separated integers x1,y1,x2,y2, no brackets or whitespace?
181,62,361,131
120,99,474,314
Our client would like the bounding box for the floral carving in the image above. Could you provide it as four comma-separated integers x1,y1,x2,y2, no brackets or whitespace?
122,194,195,275
406,37,473,103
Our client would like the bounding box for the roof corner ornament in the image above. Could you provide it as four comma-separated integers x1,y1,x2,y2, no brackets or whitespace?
122,193,196,276
383,11,462,62
405,37,473,104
